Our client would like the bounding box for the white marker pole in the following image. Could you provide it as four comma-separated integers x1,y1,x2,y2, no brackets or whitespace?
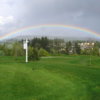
25,39,28,63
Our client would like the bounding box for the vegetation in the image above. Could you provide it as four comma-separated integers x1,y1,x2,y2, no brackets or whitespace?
39,48,49,57
28,46,40,61
0,37,100,60
0,55,100,100
12,42,24,57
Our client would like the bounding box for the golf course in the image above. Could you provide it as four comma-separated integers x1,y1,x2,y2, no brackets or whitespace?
0,55,100,100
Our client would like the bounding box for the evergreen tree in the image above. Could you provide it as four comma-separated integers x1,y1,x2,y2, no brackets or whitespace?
74,42,81,54
66,41,72,54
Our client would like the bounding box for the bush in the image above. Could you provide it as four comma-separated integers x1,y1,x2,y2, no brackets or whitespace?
12,42,24,57
0,44,12,56
0,50,5,56
39,48,49,57
4,48,12,56
50,48,59,56
28,46,40,61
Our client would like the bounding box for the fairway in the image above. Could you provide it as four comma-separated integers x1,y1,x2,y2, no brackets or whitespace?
0,56,100,100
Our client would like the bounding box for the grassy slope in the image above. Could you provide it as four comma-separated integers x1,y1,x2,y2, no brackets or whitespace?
0,56,100,100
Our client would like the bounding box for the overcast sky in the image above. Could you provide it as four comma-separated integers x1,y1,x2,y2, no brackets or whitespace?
0,0,100,38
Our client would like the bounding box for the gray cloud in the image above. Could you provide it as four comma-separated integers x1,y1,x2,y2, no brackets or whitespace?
0,0,100,38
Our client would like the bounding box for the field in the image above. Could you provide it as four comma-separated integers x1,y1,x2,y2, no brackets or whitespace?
0,55,100,100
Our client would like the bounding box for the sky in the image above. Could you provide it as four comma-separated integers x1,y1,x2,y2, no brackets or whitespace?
0,0,100,39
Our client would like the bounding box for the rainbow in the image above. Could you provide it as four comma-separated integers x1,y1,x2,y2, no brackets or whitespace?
0,24,99,40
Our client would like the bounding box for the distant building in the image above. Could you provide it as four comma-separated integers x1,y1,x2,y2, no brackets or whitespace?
79,42,95,50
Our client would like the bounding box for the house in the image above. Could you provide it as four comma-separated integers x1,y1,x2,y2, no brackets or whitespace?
79,42,95,50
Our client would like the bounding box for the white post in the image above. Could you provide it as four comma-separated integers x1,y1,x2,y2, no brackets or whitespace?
25,39,28,63
23,39,28,63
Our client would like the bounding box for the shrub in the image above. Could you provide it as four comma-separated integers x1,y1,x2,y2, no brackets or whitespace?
12,42,24,57
28,46,40,61
39,48,49,57
0,50,5,56
50,48,59,56
4,48,12,56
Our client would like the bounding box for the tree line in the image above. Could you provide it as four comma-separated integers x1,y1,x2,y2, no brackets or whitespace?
0,37,100,61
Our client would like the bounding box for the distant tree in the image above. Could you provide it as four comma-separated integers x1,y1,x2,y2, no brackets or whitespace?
41,37,50,51
29,37,50,51
66,41,72,54
92,43,99,56
74,42,81,54
92,47,99,56
30,38,41,49
52,39,65,54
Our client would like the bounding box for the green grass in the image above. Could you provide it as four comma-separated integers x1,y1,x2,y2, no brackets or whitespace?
0,55,100,100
